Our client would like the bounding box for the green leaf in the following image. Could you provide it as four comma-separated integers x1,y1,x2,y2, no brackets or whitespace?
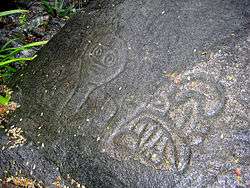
0,56,37,67
0,9,29,17
42,0,54,15
0,41,48,53
0,39,18,50
59,0,65,9
0,95,9,105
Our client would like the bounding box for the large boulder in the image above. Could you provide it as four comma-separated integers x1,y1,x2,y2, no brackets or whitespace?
1,0,249,187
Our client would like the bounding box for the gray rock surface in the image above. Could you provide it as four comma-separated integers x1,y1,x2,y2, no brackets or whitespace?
1,0,249,187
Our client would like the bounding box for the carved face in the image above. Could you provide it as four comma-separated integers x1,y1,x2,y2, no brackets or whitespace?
82,33,127,85
56,32,128,116
90,44,116,67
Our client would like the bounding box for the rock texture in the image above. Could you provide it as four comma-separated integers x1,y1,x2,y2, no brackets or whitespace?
1,0,249,187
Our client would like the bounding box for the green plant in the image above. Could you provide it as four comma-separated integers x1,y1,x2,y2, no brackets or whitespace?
19,13,28,28
42,0,76,18
0,9,28,18
0,9,47,106
0,40,47,105
0,88,11,106
0,9,29,28
0,40,48,78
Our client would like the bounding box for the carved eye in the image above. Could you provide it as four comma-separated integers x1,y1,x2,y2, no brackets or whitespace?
92,45,104,58
103,52,116,67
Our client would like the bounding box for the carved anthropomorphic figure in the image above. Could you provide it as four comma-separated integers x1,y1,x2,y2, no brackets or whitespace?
57,30,128,117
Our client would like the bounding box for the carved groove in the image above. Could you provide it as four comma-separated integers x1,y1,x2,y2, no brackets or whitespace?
102,64,226,173
103,116,190,172
61,32,128,115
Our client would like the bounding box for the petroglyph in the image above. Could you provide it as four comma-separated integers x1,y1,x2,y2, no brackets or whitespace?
102,54,230,172
83,33,127,84
61,31,127,116
103,114,191,172
166,72,226,145
68,91,119,131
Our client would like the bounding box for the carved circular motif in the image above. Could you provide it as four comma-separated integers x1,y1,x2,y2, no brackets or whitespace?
81,32,128,85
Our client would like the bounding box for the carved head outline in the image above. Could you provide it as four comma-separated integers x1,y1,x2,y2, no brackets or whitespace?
82,32,128,85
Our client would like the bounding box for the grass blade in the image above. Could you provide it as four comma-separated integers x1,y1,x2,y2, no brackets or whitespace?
1,39,18,50
0,56,37,66
0,9,29,17
0,41,48,53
